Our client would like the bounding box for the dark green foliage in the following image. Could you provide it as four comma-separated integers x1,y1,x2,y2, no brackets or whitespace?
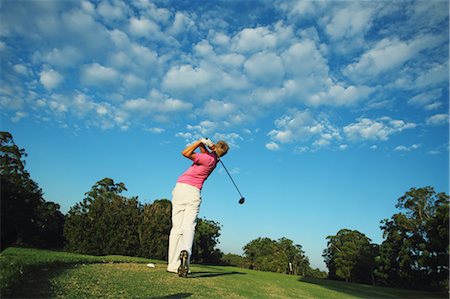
221,253,249,268
375,187,449,291
323,187,449,291
1,132,64,250
323,229,377,284
139,199,172,260
64,184,223,263
64,178,142,256
191,218,223,264
243,237,312,275
304,267,328,279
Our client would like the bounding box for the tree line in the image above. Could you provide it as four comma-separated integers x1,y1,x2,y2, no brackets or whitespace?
1,131,448,291
64,177,223,263
323,186,448,291
0,132,222,263
1,132,64,250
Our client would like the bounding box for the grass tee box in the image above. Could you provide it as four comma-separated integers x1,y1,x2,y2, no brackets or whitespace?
0,247,447,298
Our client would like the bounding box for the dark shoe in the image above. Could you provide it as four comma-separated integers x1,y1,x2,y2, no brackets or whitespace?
178,250,189,278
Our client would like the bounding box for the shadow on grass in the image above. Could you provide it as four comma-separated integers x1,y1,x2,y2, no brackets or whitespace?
189,270,246,278
149,293,192,298
299,277,447,299
1,264,68,298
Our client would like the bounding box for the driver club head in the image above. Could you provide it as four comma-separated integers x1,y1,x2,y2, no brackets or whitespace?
239,197,245,204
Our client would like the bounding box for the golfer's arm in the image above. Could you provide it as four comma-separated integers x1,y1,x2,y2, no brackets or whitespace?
181,140,203,160
199,144,208,154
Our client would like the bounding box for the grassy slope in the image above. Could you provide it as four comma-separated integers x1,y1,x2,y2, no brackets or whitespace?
0,247,447,298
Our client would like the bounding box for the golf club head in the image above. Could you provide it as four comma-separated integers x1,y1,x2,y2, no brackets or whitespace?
239,197,245,204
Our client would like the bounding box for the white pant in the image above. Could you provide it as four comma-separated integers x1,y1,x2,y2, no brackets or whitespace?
167,183,201,272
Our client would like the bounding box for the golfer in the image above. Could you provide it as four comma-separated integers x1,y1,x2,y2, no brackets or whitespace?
167,138,229,277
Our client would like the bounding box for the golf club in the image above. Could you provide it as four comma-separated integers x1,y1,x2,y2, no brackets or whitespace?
218,159,245,204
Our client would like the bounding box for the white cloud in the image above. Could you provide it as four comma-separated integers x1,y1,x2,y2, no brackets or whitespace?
109,29,131,49
96,104,109,116
186,120,217,136
424,102,442,111
217,53,245,69
97,0,128,22
73,92,95,115
49,100,68,114
178,122,243,148
244,52,284,85
426,114,449,126
11,111,27,122
408,89,442,109
124,97,191,113
123,90,192,115
41,46,83,68
213,132,242,148
309,84,373,106
394,144,420,152
130,43,158,66
123,73,147,92
40,68,63,90
282,40,328,78
324,3,375,41
415,61,449,88
268,109,341,149
211,32,230,48
277,39,375,107
344,34,445,81
129,17,160,37
344,117,416,141
81,63,119,86
428,143,449,155
168,12,195,36
1,0,447,147
61,9,111,54
276,0,327,20
145,127,165,134
13,64,29,76
253,86,287,105
202,100,236,119
162,65,213,91
81,0,95,14
231,27,277,54
175,132,193,141
194,40,215,57
266,142,280,151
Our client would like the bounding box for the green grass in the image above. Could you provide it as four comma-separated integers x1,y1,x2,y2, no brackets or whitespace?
1,247,447,298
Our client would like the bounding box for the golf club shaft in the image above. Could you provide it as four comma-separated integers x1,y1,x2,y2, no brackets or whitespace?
219,159,244,198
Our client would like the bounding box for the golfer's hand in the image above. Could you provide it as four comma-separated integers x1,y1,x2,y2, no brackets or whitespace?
200,138,214,148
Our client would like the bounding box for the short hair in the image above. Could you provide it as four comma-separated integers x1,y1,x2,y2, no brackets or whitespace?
215,140,229,157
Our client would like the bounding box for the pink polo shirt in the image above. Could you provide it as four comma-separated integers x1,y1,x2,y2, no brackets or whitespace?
177,152,218,190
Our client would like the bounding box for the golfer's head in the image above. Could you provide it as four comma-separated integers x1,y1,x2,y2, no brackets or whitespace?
214,140,229,157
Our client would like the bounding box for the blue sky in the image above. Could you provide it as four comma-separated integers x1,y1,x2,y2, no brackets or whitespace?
1,0,448,271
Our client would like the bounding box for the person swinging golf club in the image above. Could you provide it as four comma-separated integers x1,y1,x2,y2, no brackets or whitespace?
167,138,229,277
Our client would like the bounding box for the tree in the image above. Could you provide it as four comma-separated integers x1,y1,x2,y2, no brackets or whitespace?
375,187,449,290
1,131,64,250
221,253,249,268
192,218,223,264
276,237,309,275
139,199,172,260
34,201,65,248
323,229,375,283
243,237,276,271
243,237,310,275
64,178,142,256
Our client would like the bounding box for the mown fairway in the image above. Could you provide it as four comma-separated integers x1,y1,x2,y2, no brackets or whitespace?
1,248,446,298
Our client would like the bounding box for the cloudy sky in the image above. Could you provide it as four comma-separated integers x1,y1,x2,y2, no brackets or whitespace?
1,0,448,270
